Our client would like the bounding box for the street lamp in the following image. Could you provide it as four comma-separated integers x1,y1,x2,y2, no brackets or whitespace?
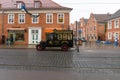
76,21,79,52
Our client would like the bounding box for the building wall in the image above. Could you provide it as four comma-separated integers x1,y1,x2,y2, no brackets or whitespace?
85,14,98,41
98,24,106,40
79,18,87,39
0,11,70,44
85,14,106,41
106,18,120,44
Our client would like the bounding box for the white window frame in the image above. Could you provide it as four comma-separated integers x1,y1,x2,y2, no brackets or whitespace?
46,13,53,24
114,19,119,28
108,21,112,29
18,14,25,24
8,14,14,24
34,1,40,8
108,32,112,39
57,13,64,24
32,14,39,23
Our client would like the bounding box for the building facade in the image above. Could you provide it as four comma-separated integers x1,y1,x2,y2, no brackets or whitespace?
70,21,80,39
85,13,111,41
106,9,120,44
0,0,72,44
79,18,88,39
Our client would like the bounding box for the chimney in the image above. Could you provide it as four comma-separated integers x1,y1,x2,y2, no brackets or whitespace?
0,4,1,9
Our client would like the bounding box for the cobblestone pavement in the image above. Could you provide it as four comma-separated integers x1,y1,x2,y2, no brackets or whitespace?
0,48,120,80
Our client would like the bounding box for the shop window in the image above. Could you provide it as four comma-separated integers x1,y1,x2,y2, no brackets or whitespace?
15,32,24,41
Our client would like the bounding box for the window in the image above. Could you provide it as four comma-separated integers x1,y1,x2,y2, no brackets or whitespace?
90,27,92,31
32,30,39,34
32,14,39,23
8,14,14,24
57,13,64,23
108,21,112,29
108,32,112,39
94,26,96,30
34,1,41,8
18,14,25,23
114,32,119,39
15,32,24,41
93,34,96,39
46,13,53,23
114,20,119,28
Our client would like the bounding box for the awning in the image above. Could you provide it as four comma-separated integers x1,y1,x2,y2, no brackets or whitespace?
45,28,62,33
7,28,25,31
45,29,53,33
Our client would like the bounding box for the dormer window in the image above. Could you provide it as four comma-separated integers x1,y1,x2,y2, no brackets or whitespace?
34,1,41,8
16,1,25,9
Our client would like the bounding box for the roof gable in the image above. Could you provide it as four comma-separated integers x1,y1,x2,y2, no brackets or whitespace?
93,14,111,23
108,9,120,20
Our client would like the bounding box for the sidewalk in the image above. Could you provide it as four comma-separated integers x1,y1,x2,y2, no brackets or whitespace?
79,42,120,50
0,44,36,49
0,43,119,50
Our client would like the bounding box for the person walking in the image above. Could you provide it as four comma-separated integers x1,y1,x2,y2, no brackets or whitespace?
114,38,118,48
10,35,14,45
1,34,5,44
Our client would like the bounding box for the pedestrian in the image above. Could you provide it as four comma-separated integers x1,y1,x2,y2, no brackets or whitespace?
6,37,10,45
1,34,5,44
114,38,118,48
10,35,14,45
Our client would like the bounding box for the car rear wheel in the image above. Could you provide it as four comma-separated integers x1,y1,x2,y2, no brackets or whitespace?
36,45,43,51
61,44,69,51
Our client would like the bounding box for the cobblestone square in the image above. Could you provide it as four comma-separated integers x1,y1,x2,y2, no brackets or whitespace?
0,48,120,80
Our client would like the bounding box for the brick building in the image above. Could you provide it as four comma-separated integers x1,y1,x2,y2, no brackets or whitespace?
0,0,72,44
106,9,120,44
85,13,111,41
79,18,88,39
70,21,80,38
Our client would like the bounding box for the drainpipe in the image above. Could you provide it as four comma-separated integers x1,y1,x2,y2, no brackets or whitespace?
1,9,5,44
2,9,4,35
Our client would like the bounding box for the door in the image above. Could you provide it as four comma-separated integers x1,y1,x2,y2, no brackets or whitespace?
32,33,39,44
31,30,39,44
28,28,41,44
8,32,15,42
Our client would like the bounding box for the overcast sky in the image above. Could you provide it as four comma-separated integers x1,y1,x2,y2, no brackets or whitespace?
53,0,120,23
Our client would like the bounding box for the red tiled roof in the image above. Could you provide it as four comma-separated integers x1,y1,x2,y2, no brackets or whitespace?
93,14,111,23
0,0,72,10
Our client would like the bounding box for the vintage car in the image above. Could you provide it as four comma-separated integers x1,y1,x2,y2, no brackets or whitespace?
36,29,73,51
